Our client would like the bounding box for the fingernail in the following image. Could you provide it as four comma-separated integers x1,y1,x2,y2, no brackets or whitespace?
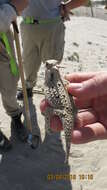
72,130,82,139
67,83,82,94
68,83,82,89
64,75,70,80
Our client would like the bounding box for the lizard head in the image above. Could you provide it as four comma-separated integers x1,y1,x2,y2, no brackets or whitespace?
45,60,60,86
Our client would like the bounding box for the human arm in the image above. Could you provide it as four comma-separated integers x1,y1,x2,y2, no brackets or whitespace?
0,0,28,32
63,0,88,11
61,0,88,19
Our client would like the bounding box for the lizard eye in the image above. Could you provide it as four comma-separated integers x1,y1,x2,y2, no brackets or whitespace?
57,83,61,87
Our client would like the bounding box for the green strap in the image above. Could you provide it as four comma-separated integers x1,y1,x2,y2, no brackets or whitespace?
39,17,61,24
0,32,19,76
23,16,61,25
23,16,34,24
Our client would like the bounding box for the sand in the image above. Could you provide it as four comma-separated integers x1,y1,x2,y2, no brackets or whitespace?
72,6,107,21
0,13,107,190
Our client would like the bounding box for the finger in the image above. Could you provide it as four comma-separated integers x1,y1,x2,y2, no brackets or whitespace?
67,81,96,99
50,109,97,133
48,109,97,133
40,99,50,114
50,115,63,132
65,72,96,83
60,5,65,17
67,73,107,99
92,95,107,112
76,110,97,128
98,109,107,127
72,122,107,144
40,99,63,132
50,109,97,132
40,101,97,132
74,97,92,109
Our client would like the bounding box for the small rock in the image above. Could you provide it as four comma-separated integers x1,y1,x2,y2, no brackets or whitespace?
73,42,79,47
87,41,92,45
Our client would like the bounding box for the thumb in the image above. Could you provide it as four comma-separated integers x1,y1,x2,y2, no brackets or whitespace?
67,76,107,99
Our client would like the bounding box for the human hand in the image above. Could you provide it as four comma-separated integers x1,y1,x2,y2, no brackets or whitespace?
40,72,107,144
60,3,70,21
11,0,28,14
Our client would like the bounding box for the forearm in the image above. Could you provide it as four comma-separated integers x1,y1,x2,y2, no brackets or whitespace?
64,0,88,11
0,0,28,32
0,4,17,32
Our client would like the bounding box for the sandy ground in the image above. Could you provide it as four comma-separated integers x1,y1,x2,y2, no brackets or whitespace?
0,13,107,190
72,6,107,21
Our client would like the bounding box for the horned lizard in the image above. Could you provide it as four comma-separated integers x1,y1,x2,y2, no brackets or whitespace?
44,60,77,163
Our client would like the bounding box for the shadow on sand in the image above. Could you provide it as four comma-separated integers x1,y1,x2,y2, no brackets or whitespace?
0,98,72,190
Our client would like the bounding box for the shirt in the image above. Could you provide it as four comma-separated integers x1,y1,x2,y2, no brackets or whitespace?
0,0,9,4
22,0,62,19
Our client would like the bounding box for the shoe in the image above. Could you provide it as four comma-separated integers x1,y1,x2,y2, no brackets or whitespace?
11,113,28,142
17,88,33,100
0,131,12,151
30,135,41,149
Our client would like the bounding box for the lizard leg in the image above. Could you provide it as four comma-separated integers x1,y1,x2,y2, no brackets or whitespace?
53,109,65,118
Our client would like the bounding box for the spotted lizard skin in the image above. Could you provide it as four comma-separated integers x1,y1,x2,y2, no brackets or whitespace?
44,60,77,163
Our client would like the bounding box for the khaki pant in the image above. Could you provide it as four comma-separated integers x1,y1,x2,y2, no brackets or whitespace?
0,31,21,117
20,20,65,88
